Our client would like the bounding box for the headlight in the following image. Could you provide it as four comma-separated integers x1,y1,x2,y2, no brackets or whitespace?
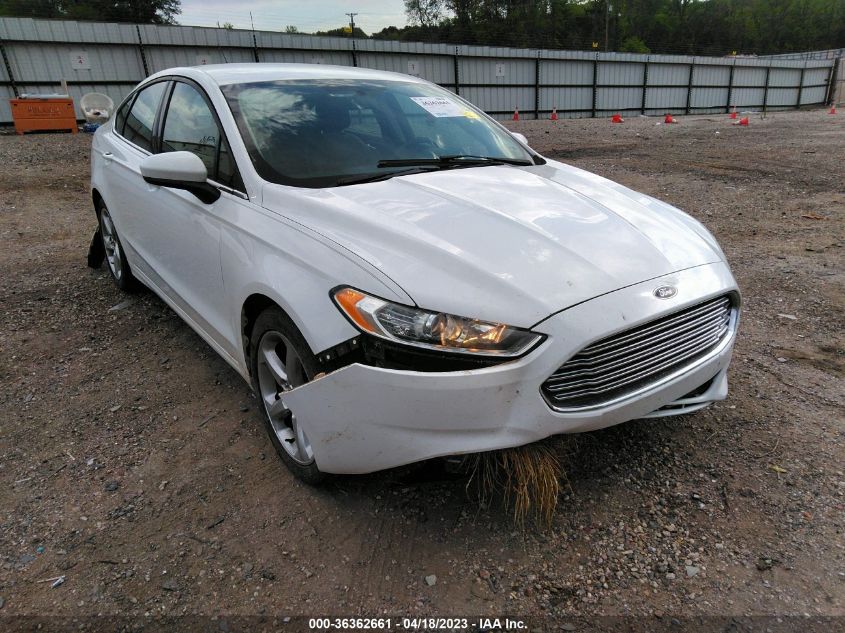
332,287,543,357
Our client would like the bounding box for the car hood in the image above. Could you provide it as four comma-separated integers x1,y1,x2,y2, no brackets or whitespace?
262,162,723,327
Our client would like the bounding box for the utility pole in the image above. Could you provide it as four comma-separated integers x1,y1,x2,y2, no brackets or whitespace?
345,12,357,37
604,1,610,52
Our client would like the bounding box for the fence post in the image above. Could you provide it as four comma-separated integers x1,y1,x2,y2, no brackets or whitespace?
592,53,599,118
685,58,695,115
641,55,649,114
725,60,735,113
252,30,259,62
534,52,541,120
762,64,771,113
0,35,17,97
350,40,357,67
454,47,460,95
796,62,806,108
825,57,840,105
135,25,150,77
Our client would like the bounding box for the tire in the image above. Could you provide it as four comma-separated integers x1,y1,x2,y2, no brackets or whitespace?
97,202,137,291
250,307,326,484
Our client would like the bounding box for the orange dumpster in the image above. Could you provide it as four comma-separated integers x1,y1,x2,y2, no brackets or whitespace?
10,97,78,135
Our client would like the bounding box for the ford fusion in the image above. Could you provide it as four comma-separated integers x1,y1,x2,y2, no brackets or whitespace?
90,64,740,482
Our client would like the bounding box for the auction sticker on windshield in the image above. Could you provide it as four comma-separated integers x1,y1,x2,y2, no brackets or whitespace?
410,96,466,117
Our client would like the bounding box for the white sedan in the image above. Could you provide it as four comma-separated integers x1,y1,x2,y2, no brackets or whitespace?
90,63,740,482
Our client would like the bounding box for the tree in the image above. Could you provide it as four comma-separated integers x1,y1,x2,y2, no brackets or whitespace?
0,0,182,24
405,0,444,27
285,25,300,33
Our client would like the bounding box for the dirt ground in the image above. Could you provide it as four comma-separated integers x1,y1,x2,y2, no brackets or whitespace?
0,109,843,630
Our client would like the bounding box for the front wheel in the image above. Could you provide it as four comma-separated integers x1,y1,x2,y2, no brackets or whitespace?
250,307,325,484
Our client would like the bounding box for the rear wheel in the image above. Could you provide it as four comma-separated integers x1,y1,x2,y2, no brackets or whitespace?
250,308,325,484
98,203,137,291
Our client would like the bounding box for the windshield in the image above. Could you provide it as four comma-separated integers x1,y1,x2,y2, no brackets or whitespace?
221,79,536,188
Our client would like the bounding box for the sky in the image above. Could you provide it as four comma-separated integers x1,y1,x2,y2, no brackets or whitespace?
177,0,409,35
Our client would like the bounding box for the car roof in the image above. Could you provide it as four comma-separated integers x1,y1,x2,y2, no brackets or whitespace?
149,63,427,86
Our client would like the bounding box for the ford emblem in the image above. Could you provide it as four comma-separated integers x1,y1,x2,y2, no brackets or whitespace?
654,286,677,299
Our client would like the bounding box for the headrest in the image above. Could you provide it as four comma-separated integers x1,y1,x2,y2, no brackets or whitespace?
314,98,352,132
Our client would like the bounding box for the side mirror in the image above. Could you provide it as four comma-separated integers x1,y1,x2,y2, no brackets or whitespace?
511,132,529,147
140,151,220,204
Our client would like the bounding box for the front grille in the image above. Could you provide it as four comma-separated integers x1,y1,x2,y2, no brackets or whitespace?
542,295,733,410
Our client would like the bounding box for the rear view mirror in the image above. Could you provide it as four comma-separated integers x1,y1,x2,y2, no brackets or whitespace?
140,151,220,204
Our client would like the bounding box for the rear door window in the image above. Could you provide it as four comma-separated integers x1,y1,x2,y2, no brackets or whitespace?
122,82,167,152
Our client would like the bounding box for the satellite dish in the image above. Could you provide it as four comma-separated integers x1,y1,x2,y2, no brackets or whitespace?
80,92,114,124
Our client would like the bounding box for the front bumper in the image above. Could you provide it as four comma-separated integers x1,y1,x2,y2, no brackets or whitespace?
284,262,739,474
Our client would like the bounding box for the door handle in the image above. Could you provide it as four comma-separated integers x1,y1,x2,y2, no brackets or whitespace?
101,151,113,162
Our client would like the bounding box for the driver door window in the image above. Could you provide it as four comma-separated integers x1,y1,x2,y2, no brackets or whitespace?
161,82,243,190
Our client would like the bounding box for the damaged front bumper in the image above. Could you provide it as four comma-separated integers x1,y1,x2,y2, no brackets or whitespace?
283,262,739,474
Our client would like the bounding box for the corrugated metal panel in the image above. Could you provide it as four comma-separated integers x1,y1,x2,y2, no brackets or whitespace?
693,64,730,86
458,57,535,85
460,86,534,113
139,24,255,48
646,87,686,109
357,52,454,85
731,87,766,106
648,63,689,86
597,87,641,110
766,87,799,106
0,17,138,44
539,60,593,85
258,49,352,66
690,87,729,108
597,62,644,85
258,32,356,52
733,66,768,87
0,85,14,121
145,47,255,73
803,67,830,85
539,87,592,111
5,42,144,82
768,68,801,87
801,86,828,104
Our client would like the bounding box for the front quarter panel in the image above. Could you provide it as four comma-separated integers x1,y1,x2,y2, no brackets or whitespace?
220,199,413,372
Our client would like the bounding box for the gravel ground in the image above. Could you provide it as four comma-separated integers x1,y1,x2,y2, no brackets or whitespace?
0,109,843,630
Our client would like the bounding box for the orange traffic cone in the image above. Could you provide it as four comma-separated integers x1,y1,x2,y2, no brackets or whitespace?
512,108,519,121
729,106,737,120
550,108,558,121
664,113,677,124
734,116,749,126
829,105,837,114
611,113,624,123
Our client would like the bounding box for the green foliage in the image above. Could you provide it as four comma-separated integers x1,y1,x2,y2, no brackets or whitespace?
0,0,181,24
391,0,845,54
620,36,650,53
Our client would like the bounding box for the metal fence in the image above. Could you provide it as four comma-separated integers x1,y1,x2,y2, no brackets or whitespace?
0,16,837,124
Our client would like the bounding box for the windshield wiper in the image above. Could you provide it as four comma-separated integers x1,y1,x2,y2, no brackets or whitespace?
336,155,535,186
377,154,534,169
335,166,442,186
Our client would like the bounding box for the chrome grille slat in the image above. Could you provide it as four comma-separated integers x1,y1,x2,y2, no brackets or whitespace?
545,321,728,389
556,310,729,372
580,297,730,357
546,334,726,401
546,327,726,397
542,295,733,409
